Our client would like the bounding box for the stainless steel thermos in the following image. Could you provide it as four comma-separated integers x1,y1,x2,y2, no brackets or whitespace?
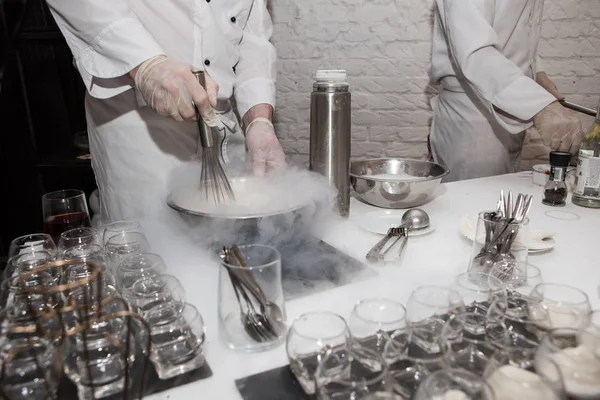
309,70,352,217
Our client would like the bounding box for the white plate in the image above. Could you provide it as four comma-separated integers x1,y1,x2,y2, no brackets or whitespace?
458,215,555,253
354,211,435,237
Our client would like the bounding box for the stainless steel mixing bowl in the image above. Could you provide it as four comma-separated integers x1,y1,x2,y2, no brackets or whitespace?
350,158,449,209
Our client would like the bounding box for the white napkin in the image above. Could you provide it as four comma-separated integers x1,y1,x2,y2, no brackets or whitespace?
459,215,555,251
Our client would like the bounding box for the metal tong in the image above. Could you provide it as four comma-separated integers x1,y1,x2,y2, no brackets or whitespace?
366,226,408,263
220,245,284,343
559,100,597,117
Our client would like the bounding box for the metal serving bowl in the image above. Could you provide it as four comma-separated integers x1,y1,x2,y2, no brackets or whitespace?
350,158,449,209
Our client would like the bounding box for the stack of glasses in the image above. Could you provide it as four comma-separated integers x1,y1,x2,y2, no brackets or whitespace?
0,220,206,399
285,266,600,399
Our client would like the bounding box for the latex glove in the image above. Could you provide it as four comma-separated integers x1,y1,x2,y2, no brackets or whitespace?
245,118,286,176
536,72,564,100
534,101,584,154
133,55,219,123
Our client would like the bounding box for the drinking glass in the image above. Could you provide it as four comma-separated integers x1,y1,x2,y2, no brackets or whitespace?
528,283,591,330
128,274,186,317
8,233,57,259
42,189,91,243
535,328,600,399
2,271,59,314
218,244,287,352
484,350,565,400
102,220,143,245
490,263,543,295
107,233,152,271
451,272,507,315
348,298,408,360
58,227,102,255
578,309,600,360
405,286,465,354
414,369,495,400
148,303,206,379
64,322,134,399
0,337,58,400
467,211,529,278
286,312,352,395
315,346,396,400
440,312,496,375
3,250,55,282
115,253,166,298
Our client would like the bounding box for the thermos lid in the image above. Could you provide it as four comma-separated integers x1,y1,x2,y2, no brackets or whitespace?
315,70,347,82
549,151,571,167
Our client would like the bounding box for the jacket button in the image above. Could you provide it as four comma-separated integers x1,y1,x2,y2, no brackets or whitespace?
230,16,236,23
204,59,210,66
206,0,210,2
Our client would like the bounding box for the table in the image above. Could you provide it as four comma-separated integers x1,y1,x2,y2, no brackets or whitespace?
145,172,600,399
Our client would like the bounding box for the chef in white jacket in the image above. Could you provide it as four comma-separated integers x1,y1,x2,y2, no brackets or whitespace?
46,0,286,223
428,0,584,182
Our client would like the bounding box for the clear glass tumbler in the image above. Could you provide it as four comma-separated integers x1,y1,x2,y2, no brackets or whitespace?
218,244,287,352
467,211,529,278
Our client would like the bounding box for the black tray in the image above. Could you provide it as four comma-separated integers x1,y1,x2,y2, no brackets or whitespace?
235,299,557,400
56,357,212,399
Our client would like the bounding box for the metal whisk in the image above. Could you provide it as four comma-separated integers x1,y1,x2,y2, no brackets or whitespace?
192,71,236,204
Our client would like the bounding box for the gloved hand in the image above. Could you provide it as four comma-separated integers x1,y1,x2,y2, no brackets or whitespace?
536,72,564,100
534,101,584,154
245,118,286,176
133,55,219,123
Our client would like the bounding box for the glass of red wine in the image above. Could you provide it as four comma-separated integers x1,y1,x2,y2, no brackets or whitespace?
42,189,91,244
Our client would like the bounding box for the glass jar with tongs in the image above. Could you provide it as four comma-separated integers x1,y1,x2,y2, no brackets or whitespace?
218,244,288,352
467,191,532,283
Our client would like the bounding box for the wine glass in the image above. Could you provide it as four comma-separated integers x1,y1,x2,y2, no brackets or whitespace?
102,221,143,246
286,312,352,395
405,286,465,354
348,298,407,360
529,283,591,330
440,312,496,375
42,189,91,243
106,232,152,271
8,233,57,260
535,327,600,399
414,368,495,400
485,349,565,399
58,227,102,255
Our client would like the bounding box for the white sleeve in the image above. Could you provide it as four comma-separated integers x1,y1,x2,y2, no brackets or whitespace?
436,0,554,121
46,0,165,99
233,0,277,119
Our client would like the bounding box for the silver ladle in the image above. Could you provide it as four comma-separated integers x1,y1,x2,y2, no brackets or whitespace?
366,208,431,262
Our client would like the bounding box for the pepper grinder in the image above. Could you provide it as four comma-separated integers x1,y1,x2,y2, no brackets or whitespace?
542,151,571,207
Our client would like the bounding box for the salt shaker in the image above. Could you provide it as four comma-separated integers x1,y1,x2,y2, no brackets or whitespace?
542,151,571,207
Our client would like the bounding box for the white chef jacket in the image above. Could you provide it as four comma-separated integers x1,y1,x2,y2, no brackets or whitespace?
45,0,277,224
46,0,276,119
428,0,557,182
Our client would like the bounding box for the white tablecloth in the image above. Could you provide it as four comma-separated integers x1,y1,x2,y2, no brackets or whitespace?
145,171,600,399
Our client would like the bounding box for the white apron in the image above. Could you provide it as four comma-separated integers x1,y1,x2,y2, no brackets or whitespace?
428,0,555,183
86,89,245,226
430,88,526,183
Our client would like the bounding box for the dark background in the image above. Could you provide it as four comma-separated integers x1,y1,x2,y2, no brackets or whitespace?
1,0,96,257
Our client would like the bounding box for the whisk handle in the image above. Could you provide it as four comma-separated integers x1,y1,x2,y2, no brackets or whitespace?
192,70,215,148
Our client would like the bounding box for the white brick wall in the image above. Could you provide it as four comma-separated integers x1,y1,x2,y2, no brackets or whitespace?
268,0,600,169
